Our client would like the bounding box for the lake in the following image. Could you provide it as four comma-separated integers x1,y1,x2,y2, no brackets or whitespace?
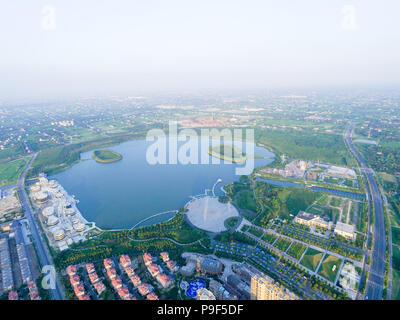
53,138,275,229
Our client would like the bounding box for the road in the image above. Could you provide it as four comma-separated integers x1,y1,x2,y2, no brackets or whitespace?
17,154,64,300
345,124,386,300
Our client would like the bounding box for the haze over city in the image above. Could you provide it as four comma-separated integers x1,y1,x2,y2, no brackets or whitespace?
0,0,400,308
1,0,400,102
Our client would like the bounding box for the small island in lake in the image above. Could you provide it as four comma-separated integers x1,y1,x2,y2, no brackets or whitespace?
92,149,122,163
208,144,247,163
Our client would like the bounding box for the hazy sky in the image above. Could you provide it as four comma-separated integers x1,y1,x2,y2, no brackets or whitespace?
1,0,399,102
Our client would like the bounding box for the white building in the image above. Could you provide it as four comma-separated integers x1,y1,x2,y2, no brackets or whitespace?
334,222,356,240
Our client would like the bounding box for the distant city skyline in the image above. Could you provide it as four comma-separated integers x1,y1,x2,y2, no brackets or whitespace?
1,0,400,102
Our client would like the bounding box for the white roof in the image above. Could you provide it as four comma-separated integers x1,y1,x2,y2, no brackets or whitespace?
42,206,54,217
335,222,355,234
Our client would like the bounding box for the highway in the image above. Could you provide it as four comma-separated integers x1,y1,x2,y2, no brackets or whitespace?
345,124,386,300
17,154,64,300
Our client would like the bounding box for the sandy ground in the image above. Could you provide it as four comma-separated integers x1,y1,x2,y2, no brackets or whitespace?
186,196,239,232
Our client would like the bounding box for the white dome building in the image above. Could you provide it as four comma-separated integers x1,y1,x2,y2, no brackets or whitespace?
65,208,75,216
42,206,55,217
73,223,85,232
52,228,65,241
38,177,48,185
30,184,41,193
34,192,48,204
49,180,58,188
47,215,59,226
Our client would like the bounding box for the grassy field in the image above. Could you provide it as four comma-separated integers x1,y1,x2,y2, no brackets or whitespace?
261,232,278,244
317,194,329,205
330,197,342,207
307,204,338,222
0,156,31,187
224,217,240,229
236,190,258,212
92,149,122,163
273,237,292,252
300,247,324,272
253,185,322,227
392,227,400,246
247,226,264,238
274,188,322,219
393,245,400,274
255,128,356,166
285,189,322,216
287,242,307,260
129,214,206,244
379,172,397,183
392,244,400,300
392,269,400,300
317,255,342,283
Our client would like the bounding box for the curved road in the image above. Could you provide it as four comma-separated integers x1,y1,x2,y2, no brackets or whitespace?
17,154,64,300
345,124,385,300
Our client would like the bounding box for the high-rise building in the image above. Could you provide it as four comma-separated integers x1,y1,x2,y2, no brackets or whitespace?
250,273,298,300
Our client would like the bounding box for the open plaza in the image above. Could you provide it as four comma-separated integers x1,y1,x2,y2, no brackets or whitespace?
185,196,239,233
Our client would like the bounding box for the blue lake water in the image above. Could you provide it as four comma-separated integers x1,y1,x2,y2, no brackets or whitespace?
53,138,275,229
256,177,304,188
256,177,365,199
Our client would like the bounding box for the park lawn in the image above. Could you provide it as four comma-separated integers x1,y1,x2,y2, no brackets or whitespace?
163,221,206,244
236,190,258,212
379,172,397,183
316,194,329,205
270,188,322,221
307,204,337,222
330,197,342,207
262,232,278,244
254,128,355,166
389,200,400,229
284,189,322,215
170,226,205,243
129,214,205,244
224,217,239,229
317,255,342,283
307,204,326,216
273,237,292,252
0,156,31,187
248,227,264,238
300,247,324,272
287,242,307,260
393,245,400,272
392,269,400,300
392,227,400,246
